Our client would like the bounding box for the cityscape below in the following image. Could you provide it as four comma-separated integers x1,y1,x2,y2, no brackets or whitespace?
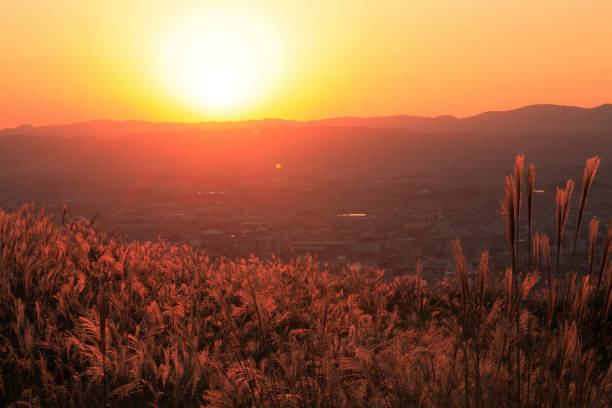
2,109,611,281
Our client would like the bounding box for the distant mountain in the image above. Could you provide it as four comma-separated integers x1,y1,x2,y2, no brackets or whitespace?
456,104,612,134
1,104,611,138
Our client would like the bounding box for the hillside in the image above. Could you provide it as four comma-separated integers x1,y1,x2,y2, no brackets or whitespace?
0,156,611,407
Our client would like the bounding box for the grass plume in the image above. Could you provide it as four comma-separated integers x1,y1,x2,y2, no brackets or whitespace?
0,156,610,407
555,179,575,279
571,156,600,268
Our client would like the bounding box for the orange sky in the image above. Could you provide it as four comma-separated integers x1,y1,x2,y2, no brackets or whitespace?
1,1,611,128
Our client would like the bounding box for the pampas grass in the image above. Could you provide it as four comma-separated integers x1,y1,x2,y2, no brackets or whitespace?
597,220,612,289
478,250,488,313
555,179,575,278
503,156,524,406
502,175,517,278
571,157,600,268
527,164,535,271
0,156,610,407
538,232,555,324
588,217,599,281
514,155,525,264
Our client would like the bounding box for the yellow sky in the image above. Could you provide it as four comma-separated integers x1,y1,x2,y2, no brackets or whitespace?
1,1,611,127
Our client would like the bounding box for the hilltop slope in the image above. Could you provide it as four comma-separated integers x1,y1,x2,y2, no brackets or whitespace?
0,198,610,406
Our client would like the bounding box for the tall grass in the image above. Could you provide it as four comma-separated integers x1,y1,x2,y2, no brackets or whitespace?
571,157,600,269
0,156,610,407
527,164,535,271
598,221,612,289
555,179,575,279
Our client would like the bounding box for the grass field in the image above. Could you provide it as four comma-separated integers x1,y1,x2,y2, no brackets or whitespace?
0,156,610,407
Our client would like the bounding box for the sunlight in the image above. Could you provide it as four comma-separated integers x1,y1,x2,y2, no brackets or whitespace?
160,10,282,115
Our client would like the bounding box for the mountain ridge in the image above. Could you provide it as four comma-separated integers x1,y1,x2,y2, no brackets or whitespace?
1,103,612,138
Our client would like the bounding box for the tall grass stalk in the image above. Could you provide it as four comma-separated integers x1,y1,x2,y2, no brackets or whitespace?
514,155,524,270
555,179,575,279
571,157,600,269
450,240,470,318
513,155,525,408
478,250,488,313
502,157,523,407
588,217,599,281
502,175,517,279
532,231,540,273
527,164,535,271
539,233,554,324
98,275,108,407
597,220,612,289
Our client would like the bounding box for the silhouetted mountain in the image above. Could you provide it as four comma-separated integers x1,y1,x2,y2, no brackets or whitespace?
456,104,612,134
2,104,611,138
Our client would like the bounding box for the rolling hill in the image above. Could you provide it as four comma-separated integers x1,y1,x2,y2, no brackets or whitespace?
2,104,611,138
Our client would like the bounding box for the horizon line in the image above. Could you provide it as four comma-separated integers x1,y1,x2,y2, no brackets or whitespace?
3,102,611,130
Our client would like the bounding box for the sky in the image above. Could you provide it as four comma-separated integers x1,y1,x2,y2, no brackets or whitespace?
1,0,611,127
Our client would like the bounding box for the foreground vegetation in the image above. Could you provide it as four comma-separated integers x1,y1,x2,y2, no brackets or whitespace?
0,156,611,407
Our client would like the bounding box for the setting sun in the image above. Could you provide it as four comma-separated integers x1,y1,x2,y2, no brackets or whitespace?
1,2,612,406
1,1,611,126
159,10,282,115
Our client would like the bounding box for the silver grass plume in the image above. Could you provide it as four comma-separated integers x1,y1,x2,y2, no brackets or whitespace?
555,179,575,279
571,156,600,268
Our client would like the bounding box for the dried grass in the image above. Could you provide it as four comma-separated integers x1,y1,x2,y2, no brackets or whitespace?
0,156,610,407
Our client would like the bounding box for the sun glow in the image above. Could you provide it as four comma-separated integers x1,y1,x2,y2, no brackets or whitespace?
160,10,282,116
